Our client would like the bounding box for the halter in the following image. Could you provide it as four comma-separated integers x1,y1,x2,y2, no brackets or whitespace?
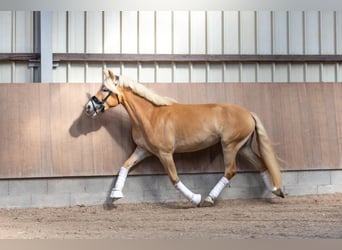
90,89,113,113
89,75,120,114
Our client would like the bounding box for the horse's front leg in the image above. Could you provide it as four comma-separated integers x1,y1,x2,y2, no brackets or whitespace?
110,147,151,200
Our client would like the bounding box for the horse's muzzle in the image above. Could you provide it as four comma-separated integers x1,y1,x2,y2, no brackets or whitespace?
85,96,106,117
85,103,95,117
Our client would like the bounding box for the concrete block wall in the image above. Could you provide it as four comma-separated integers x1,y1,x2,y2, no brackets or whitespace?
0,170,341,208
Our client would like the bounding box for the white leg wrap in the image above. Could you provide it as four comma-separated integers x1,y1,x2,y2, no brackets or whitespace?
175,180,201,206
260,170,277,192
209,176,229,200
110,167,129,199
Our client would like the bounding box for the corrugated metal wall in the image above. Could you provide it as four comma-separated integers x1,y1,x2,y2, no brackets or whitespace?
1,10,342,83
0,11,34,82
52,10,342,83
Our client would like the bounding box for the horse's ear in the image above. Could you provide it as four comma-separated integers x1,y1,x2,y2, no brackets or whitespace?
103,69,109,78
108,70,115,80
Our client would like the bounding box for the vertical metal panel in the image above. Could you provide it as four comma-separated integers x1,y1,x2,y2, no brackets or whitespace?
68,63,85,82
305,11,320,54
105,63,121,75
139,63,155,82
121,11,137,54
306,64,321,82
257,64,273,82
256,11,272,54
322,64,336,82
224,63,240,82
273,64,289,82
156,63,172,82
207,11,222,54
190,11,206,54
273,11,288,54
14,63,33,82
337,12,342,55
0,63,12,83
122,63,138,80
223,11,239,54
241,64,256,82
289,11,304,54
173,11,189,54
68,11,85,53
191,63,206,82
40,11,53,83
53,63,67,82
321,11,335,54
103,11,121,53
240,11,256,54
86,63,103,83
155,11,172,54
14,11,33,53
208,63,223,82
174,63,189,82
337,63,342,82
0,11,12,52
290,64,305,82
52,11,67,53
86,11,103,53
138,11,155,54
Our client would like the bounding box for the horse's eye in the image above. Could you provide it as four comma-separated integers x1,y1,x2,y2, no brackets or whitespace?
102,87,109,92
115,75,119,84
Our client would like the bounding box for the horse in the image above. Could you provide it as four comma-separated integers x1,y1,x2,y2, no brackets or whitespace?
85,69,285,207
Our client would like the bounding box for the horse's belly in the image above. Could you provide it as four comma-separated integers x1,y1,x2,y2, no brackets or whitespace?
174,135,220,153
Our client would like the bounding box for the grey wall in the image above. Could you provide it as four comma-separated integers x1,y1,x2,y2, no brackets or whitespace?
1,170,341,208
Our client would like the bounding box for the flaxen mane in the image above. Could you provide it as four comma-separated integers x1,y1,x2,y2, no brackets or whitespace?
106,74,177,106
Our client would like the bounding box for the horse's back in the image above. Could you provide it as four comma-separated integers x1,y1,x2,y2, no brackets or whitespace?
168,102,253,126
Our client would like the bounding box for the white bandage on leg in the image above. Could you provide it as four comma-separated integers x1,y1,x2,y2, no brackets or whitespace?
110,167,129,199
175,180,201,206
260,170,277,192
208,176,229,200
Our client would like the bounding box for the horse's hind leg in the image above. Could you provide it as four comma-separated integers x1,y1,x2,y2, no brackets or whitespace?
202,131,254,207
202,142,240,207
238,146,278,193
158,152,201,206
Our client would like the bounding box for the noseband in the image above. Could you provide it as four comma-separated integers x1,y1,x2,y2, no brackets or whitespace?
90,88,120,114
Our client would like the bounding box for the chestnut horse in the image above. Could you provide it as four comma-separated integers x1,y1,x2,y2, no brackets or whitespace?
85,69,284,207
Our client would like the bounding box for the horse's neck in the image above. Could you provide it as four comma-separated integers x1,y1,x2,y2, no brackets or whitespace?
121,89,155,128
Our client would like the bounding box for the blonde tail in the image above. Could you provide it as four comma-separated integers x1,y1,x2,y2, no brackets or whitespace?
251,112,285,198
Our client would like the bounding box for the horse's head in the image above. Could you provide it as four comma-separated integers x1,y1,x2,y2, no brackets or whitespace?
85,70,122,117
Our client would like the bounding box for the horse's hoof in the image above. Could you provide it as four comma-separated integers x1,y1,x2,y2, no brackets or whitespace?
200,196,215,207
110,189,124,200
272,188,285,198
103,203,116,210
191,194,202,206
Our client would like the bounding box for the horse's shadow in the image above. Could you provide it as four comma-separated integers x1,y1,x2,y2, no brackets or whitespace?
69,107,135,210
69,106,132,144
